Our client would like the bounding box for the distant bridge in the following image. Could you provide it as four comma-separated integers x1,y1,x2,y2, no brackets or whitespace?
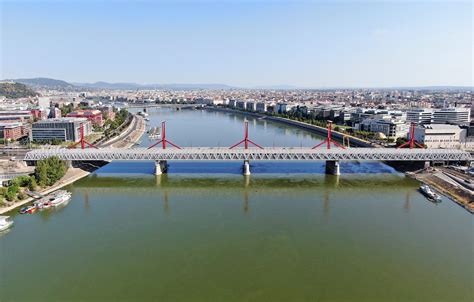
24,147,472,176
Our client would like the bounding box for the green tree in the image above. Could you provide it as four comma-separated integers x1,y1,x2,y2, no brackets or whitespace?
28,176,37,191
34,156,68,187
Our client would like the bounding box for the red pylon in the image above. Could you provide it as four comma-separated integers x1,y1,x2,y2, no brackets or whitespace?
69,123,98,149
148,121,181,149
398,122,424,149
229,120,263,149
312,120,345,149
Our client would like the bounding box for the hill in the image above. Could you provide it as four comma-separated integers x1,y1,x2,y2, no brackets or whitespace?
7,77,74,89
75,81,234,90
0,82,38,98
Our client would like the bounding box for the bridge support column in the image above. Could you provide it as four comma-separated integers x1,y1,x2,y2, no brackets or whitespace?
325,160,340,176
243,160,251,176
424,161,431,169
154,160,168,175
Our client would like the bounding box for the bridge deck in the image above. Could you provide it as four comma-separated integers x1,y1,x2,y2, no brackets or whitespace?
24,147,472,162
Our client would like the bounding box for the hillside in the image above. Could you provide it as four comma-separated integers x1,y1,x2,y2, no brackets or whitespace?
0,82,38,98
7,77,74,89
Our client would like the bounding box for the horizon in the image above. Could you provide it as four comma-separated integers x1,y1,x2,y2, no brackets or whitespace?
1,1,473,87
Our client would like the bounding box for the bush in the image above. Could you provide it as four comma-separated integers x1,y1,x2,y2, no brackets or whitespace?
17,191,27,200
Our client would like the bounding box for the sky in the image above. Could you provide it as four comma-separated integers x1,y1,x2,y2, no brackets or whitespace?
0,0,472,88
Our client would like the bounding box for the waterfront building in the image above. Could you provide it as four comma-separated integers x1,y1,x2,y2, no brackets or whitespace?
413,124,467,149
246,100,257,111
31,118,91,142
432,107,470,125
407,108,433,125
67,109,104,126
255,102,267,113
236,100,247,110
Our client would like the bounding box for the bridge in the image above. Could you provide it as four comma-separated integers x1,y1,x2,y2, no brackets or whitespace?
21,121,473,176
23,147,472,176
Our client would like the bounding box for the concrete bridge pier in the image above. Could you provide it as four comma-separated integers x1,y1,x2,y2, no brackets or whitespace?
154,160,168,175
325,160,340,175
243,160,251,176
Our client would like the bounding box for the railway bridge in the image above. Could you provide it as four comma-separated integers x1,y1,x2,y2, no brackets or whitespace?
22,121,473,176
23,147,472,176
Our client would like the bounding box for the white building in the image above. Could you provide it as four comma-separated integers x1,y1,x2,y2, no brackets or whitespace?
413,124,467,149
432,108,470,125
360,117,408,138
406,109,433,124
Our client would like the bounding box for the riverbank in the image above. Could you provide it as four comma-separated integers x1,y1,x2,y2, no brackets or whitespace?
0,114,146,215
206,106,375,147
408,169,474,213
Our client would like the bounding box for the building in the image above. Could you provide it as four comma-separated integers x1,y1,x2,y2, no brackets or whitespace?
236,100,247,110
413,124,467,149
0,122,28,140
359,118,408,138
98,106,115,121
31,108,48,120
406,109,434,125
31,118,92,142
48,107,62,119
67,109,104,126
0,110,34,123
246,100,257,111
255,102,267,113
432,108,470,125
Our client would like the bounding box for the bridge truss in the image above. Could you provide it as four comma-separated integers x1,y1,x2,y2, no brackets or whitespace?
24,147,472,162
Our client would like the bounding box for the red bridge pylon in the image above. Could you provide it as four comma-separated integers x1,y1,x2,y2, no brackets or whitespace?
398,122,424,149
69,123,98,149
312,120,345,149
229,120,263,149
148,121,181,149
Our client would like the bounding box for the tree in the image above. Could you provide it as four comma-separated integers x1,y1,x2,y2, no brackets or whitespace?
34,156,68,187
28,176,37,191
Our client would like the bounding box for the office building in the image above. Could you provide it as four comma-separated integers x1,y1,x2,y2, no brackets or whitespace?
31,118,91,142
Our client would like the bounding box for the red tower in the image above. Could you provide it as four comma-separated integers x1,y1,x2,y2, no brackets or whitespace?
312,121,345,149
398,122,424,149
229,120,263,149
148,121,181,149
69,123,98,149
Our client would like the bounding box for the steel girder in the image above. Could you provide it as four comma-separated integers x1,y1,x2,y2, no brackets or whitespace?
23,147,473,162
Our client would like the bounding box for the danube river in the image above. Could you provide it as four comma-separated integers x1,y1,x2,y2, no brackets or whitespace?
1,108,472,301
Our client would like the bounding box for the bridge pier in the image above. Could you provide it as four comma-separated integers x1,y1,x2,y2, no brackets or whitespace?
325,160,340,175
154,160,168,175
243,160,251,176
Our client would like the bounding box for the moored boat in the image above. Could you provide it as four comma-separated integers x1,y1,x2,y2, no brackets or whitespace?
419,184,442,203
0,216,13,232
47,190,72,207
19,205,37,214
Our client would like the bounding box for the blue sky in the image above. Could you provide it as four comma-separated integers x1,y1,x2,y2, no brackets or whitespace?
1,0,472,87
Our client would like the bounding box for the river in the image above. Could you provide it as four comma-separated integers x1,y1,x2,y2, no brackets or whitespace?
0,108,472,301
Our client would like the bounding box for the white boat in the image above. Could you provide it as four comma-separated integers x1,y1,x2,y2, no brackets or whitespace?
419,184,442,203
47,190,72,207
0,216,13,232
138,111,149,117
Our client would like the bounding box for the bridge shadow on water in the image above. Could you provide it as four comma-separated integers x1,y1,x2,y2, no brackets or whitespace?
94,161,398,175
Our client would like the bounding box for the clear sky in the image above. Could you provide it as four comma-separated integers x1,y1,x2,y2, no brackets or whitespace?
1,0,472,87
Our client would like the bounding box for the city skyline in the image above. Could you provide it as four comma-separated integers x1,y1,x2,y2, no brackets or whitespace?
1,1,473,87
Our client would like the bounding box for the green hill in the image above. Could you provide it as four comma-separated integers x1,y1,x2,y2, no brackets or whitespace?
0,82,38,98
